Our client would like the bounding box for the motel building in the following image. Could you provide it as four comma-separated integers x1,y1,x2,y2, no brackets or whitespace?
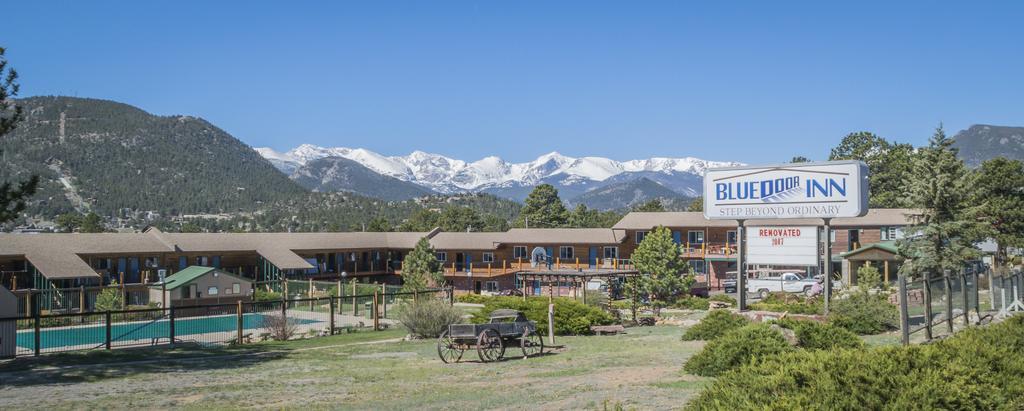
0,209,917,314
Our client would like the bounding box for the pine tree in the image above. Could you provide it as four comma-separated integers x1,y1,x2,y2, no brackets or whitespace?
401,237,443,292
631,226,691,315
0,46,38,223
366,216,392,232
515,184,568,228
633,198,666,212
898,125,981,278
686,197,703,212
968,157,1024,273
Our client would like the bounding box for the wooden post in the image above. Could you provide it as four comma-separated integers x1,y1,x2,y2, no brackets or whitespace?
582,277,587,305
898,274,909,345
352,280,358,315
944,270,954,334
522,274,528,301
32,292,40,356
923,272,933,340
382,283,387,319
236,300,244,345
329,297,336,335
104,310,111,351
79,285,85,313
961,270,970,327
336,280,341,301
547,302,555,345
308,278,313,298
372,290,379,331
884,260,890,284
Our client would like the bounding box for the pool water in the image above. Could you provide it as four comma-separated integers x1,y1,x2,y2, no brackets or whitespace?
17,313,319,350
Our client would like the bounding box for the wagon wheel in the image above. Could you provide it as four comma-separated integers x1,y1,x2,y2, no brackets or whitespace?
476,328,505,362
520,329,544,358
437,330,465,364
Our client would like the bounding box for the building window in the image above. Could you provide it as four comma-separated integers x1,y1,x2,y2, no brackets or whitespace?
688,260,706,274
207,286,218,296
513,246,528,259
559,246,574,259
881,226,903,240
687,231,704,245
223,287,232,295
726,231,737,244
436,252,447,262
93,258,111,270
144,257,159,268
486,281,499,292
182,285,192,299
232,283,241,294
636,231,648,244
482,252,495,263
196,256,209,266
603,246,618,259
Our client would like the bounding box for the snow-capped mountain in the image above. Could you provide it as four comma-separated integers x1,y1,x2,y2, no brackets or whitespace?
257,144,740,194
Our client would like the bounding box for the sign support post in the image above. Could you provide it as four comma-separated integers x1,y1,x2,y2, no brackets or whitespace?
823,217,832,314
736,220,747,311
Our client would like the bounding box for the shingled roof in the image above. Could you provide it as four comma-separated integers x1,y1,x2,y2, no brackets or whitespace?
612,209,921,230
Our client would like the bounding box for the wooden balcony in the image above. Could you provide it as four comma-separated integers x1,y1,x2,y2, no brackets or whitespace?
680,242,738,259
396,258,636,279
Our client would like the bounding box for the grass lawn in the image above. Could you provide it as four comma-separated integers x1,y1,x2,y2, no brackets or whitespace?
0,325,706,410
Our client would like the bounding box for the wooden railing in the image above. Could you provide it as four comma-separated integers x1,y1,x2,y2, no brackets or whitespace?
680,242,739,258
398,257,636,277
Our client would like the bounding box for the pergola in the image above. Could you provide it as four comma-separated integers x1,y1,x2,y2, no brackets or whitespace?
515,269,639,305
841,241,902,285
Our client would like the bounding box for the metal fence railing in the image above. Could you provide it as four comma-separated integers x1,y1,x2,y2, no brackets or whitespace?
0,287,452,358
897,268,1023,345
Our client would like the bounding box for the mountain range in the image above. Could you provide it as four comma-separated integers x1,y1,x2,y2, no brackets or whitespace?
951,124,1024,167
256,145,740,206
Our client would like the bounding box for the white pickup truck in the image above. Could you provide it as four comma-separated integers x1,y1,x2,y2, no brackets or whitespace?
746,272,820,299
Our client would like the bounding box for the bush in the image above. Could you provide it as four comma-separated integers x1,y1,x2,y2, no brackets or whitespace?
774,318,864,350
261,313,298,341
254,289,282,301
471,297,615,335
674,296,710,310
749,292,823,315
683,323,793,377
687,316,1024,410
681,310,749,341
828,292,898,335
397,298,464,338
455,294,491,304
583,291,609,308
709,294,737,307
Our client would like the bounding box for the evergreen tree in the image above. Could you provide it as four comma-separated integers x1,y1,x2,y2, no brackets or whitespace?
633,198,666,212
401,237,444,292
968,157,1024,273
55,213,82,232
829,131,915,208
79,212,106,233
366,216,392,232
0,46,38,223
95,281,124,311
898,125,981,278
515,184,568,228
631,226,691,315
438,206,484,232
686,197,703,212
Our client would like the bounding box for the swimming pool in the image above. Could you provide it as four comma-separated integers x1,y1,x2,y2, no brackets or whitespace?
17,313,319,350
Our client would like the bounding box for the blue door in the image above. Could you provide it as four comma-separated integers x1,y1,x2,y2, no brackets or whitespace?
673,231,682,244
465,254,472,271
117,258,127,283
212,256,221,269
588,247,598,268
128,257,140,283
533,280,541,295
545,247,554,268
178,256,187,270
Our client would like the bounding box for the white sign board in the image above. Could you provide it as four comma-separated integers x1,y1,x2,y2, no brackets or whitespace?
703,161,868,220
746,226,819,266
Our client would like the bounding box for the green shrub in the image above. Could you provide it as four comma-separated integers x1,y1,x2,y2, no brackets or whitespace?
674,296,710,310
583,291,609,308
774,318,864,350
681,310,749,341
396,298,464,338
828,292,898,335
748,292,823,315
709,294,736,307
254,289,282,301
455,294,491,304
683,323,793,377
470,296,615,335
686,316,1024,410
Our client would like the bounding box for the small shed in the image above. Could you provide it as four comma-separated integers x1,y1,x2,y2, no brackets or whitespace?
150,266,253,308
0,285,17,358
840,241,903,286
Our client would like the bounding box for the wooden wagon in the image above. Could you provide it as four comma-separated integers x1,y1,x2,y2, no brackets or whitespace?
437,309,544,363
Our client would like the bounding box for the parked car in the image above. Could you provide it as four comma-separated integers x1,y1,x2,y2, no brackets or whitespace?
723,272,841,299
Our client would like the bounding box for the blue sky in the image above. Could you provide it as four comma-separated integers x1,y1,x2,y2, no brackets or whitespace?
4,1,1022,163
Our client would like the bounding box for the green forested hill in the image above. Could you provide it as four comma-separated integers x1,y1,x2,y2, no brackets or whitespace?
0,96,307,216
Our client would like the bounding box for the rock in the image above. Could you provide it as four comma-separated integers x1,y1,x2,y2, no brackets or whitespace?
709,301,731,309
770,324,799,346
